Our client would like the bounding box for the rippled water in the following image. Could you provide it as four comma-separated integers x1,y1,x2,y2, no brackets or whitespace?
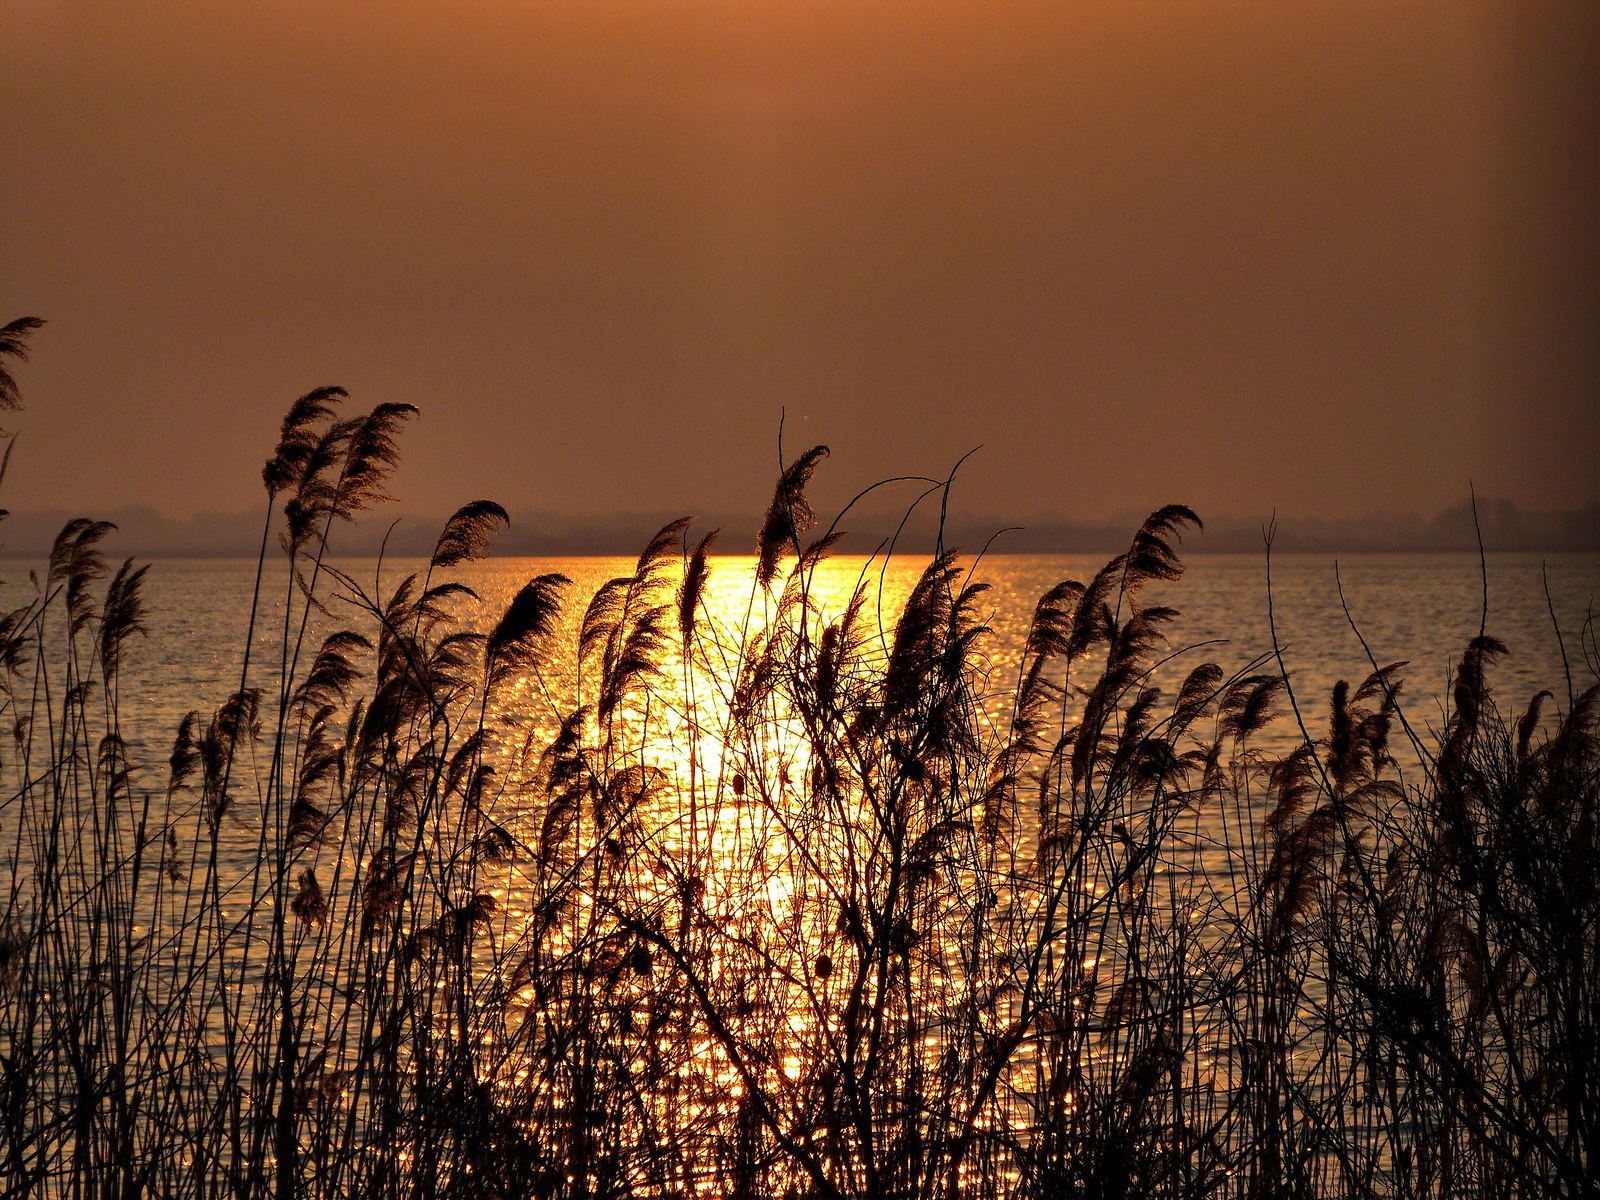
13,550,1591,775
6,547,1592,902
2,548,1593,1193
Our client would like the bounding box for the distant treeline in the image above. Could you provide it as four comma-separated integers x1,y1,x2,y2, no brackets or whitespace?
2,497,1596,559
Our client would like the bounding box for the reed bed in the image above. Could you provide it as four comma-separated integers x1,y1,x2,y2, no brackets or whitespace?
0,319,1595,1198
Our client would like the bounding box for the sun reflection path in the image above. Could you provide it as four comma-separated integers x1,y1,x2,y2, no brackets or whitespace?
463,552,1010,1190
480,553,928,858
426,546,1550,1196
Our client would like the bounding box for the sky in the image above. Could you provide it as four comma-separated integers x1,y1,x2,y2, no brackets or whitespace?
2,0,1596,530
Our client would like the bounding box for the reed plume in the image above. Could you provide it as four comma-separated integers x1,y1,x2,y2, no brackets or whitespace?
0,340,1590,1200
262,385,347,496
96,558,149,680
487,573,569,693
431,499,510,569
0,316,43,414
679,527,718,644
757,445,828,586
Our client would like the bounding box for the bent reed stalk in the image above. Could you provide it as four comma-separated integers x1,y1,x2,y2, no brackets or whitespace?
0,320,1596,1199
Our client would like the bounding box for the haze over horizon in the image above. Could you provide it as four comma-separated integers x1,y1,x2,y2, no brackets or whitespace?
3,0,1596,525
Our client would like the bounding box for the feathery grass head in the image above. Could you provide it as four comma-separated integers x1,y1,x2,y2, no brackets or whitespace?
1124,504,1202,591
0,915,26,994
281,417,358,555
757,445,829,587
48,518,118,638
98,558,150,680
431,500,510,570
1452,634,1508,730
287,797,331,851
1518,689,1554,764
294,630,372,718
262,385,347,496
335,402,419,518
0,605,33,675
200,688,262,828
0,316,44,415
436,894,499,955
487,574,570,693
276,401,417,555
291,869,328,927
1025,579,1086,662
1173,662,1224,731
635,516,693,588
1220,673,1287,742
679,527,718,644
168,711,201,794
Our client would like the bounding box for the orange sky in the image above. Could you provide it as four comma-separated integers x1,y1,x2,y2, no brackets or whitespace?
2,0,1595,523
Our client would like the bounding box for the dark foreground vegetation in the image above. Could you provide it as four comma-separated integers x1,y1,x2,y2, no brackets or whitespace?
0,317,1596,1198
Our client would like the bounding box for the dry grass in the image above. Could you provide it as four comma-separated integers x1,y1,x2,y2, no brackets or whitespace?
0,324,1595,1198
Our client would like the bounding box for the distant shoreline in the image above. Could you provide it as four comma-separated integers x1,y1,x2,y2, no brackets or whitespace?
1,499,1596,560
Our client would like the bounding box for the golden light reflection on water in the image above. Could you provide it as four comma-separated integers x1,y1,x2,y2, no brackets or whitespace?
432,547,1072,1195
8,535,1595,1196
130,552,1600,1190
433,544,1419,1194
484,553,928,882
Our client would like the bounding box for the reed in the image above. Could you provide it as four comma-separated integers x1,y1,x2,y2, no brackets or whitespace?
0,316,1594,1198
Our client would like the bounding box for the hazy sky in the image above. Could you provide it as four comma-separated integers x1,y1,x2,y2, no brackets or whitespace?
2,0,1596,525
